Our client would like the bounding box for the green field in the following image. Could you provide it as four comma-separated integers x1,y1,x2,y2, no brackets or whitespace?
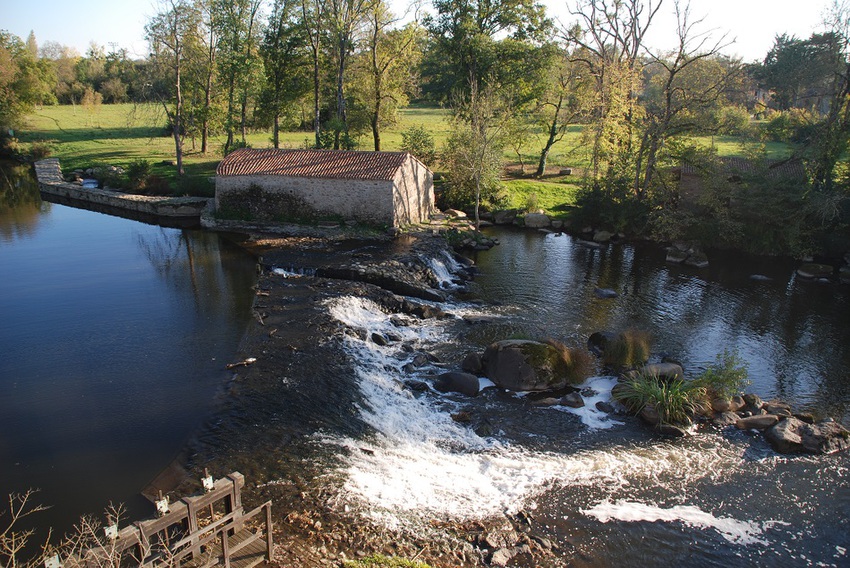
18,103,787,214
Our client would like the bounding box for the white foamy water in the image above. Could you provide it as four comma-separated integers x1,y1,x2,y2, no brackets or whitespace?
557,375,623,429
426,256,458,289
582,500,770,545
323,295,755,529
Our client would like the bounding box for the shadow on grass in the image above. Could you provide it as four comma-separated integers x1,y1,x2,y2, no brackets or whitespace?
18,126,165,144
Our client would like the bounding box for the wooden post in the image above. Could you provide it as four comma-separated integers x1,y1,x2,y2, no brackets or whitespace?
220,530,231,568
265,503,274,561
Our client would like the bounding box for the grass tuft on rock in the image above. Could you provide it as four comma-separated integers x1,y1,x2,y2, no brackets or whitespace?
343,554,433,568
544,339,596,385
614,372,708,426
602,330,651,369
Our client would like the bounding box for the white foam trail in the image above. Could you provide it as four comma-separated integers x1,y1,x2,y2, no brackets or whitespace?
557,376,623,430
323,295,754,530
273,268,301,278
582,500,769,545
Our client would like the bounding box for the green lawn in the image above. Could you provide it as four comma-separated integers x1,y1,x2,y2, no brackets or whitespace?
17,102,789,212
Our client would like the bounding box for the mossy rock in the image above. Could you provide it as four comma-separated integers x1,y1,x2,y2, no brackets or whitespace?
482,339,579,392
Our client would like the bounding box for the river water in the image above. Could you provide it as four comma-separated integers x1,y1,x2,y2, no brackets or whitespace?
310,229,850,566
2,159,849,566
0,162,257,536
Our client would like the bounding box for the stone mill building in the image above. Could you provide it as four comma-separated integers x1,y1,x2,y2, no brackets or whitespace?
215,148,435,227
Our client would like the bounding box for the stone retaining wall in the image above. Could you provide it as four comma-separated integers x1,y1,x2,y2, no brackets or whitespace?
35,159,211,218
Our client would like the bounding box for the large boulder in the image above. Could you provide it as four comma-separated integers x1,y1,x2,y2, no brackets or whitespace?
796,263,834,279
764,417,850,455
481,339,576,392
492,209,518,225
434,371,480,397
523,213,551,228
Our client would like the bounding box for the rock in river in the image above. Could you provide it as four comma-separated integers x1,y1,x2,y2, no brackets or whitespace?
434,371,480,397
764,417,850,455
482,339,578,392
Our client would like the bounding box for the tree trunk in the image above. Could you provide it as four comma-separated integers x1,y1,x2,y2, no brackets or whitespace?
312,46,320,148
274,113,280,148
371,75,381,151
334,32,349,150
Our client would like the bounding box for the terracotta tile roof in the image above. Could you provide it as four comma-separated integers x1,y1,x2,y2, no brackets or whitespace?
216,148,411,181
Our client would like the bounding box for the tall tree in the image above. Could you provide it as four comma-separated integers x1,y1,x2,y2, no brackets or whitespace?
424,0,549,100
260,0,311,147
328,0,374,148
633,1,735,198
757,32,844,111
443,79,509,229
301,0,329,147
534,44,589,176
213,0,263,153
358,1,422,150
565,0,661,181
146,0,201,175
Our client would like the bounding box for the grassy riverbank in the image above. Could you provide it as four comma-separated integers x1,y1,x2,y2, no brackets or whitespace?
18,103,791,217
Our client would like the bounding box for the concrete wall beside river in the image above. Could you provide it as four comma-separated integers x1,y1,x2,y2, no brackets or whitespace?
35,159,210,219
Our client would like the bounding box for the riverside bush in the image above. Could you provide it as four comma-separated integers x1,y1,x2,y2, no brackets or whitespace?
694,349,750,400
614,372,708,426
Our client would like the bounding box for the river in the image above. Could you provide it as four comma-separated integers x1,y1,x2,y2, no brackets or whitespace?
301,228,850,566
0,162,258,536
2,160,849,566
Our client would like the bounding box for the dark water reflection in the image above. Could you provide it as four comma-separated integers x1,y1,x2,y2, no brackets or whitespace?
474,227,850,421
0,163,257,536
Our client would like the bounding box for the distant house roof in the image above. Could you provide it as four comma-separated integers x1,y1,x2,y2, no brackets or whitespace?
681,157,806,180
216,148,413,181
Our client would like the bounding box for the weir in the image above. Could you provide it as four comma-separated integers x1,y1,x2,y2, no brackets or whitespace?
34,159,210,221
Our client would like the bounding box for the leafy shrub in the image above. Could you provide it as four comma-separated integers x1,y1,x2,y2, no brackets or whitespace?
143,174,171,196
224,139,251,156
400,125,437,166
177,175,214,197
602,330,651,369
717,105,752,136
614,372,708,426
126,159,152,191
693,349,750,400
525,192,540,213
572,179,651,235
29,141,52,160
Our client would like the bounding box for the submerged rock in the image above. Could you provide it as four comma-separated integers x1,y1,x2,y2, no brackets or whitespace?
594,287,618,299
434,371,480,397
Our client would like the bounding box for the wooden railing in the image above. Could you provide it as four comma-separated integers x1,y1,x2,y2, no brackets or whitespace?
52,472,272,568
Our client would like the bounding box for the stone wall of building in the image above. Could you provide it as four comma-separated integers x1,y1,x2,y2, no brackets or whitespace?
392,155,434,226
216,174,399,226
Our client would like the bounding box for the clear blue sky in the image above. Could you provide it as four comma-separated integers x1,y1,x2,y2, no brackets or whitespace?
2,0,834,63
